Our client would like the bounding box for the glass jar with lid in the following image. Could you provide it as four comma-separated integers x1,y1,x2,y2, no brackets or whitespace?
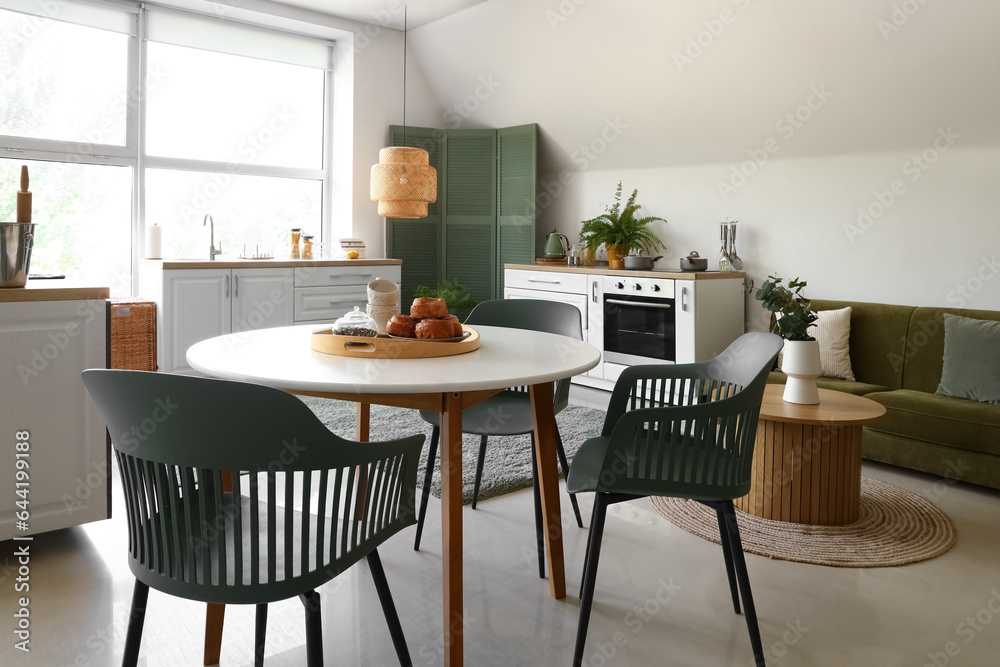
331,306,378,337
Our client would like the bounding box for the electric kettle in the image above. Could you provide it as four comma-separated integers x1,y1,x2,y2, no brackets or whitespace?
544,229,569,258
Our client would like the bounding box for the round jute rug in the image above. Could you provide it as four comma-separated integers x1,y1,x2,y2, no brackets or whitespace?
649,477,957,567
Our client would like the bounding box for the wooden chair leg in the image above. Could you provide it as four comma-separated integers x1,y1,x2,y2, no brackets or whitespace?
554,430,585,528
122,580,149,667
573,493,609,667
254,604,268,667
714,504,742,614
300,590,324,667
721,501,766,666
471,434,488,509
413,426,439,551
368,549,413,667
204,603,225,665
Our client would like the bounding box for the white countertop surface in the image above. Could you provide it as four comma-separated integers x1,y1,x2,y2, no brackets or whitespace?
187,324,601,395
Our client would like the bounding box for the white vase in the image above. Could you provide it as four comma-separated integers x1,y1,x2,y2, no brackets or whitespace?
782,339,821,404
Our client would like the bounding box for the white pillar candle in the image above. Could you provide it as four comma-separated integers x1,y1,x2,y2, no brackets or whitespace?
145,223,162,259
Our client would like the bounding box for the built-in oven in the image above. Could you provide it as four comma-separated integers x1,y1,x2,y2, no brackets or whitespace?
602,275,676,366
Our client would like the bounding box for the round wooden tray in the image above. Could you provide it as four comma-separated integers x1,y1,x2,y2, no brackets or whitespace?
311,325,480,358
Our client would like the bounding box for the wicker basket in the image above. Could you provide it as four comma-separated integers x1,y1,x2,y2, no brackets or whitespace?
110,297,157,371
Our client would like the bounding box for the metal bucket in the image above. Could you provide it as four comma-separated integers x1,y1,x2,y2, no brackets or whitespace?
0,222,37,288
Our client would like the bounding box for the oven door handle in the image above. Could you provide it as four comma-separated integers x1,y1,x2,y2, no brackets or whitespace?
606,298,672,309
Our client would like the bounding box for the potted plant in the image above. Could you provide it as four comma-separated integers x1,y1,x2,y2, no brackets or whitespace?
754,275,821,404
579,182,666,269
414,279,477,319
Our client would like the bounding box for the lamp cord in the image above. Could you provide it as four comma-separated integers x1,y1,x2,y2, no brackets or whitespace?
402,6,407,146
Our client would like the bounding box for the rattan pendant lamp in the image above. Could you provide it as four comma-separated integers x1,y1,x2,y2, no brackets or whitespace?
370,7,437,218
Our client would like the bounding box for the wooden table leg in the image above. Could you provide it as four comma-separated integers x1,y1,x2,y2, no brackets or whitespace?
356,402,371,442
529,382,566,600
736,419,863,526
440,392,464,667
204,604,225,665
204,470,234,664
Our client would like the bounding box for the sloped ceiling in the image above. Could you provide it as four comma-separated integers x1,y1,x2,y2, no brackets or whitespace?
404,0,1000,172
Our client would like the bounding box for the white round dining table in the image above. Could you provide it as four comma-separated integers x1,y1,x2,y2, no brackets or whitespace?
188,324,600,667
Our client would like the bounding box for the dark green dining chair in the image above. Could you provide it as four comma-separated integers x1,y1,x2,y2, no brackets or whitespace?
82,369,424,667
413,298,585,578
567,331,783,667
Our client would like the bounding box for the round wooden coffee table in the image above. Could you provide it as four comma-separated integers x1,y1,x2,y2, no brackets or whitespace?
735,385,886,526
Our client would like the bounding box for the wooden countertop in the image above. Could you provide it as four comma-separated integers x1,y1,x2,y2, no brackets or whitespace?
504,263,746,280
144,258,402,270
0,281,110,303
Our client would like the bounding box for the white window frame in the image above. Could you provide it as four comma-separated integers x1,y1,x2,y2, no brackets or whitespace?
0,0,335,293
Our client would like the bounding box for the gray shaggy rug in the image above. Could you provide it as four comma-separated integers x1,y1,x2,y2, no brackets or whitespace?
298,395,605,505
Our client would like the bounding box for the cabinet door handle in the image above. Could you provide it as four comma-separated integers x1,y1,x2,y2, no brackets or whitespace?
681,287,688,310
606,298,672,309
234,275,239,297
592,281,597,303
225,275,230,297
527,278,561,284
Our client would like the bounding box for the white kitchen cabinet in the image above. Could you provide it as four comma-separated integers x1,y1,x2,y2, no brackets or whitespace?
147,267,292,374
584,275,604,378
0,294,109,540
140,260,403,373
293,264,401,324
674,278,745,364
504,269,604,379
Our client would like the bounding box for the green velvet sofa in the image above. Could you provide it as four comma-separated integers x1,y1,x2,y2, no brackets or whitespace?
767,299,1000,490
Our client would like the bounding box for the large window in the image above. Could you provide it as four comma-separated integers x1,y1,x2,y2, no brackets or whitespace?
0,0,333,294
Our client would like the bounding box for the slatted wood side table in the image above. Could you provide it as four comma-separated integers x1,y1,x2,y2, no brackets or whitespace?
735,386,886,526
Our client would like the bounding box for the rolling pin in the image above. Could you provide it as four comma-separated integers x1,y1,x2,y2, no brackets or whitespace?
16,165,31,223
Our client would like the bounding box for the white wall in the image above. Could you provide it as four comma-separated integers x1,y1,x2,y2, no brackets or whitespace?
405,0,1000,314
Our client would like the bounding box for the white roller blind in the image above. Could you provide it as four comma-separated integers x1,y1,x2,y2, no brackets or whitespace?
145,5,332,70
0,0,137,35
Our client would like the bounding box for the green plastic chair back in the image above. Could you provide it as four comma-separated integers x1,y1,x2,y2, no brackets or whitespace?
465,298,584,412
82,369,424,605
594,332,783,500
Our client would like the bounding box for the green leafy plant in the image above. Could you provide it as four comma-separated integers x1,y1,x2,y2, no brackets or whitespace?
755,275,818,341
413,280,476,312
578,182,667,255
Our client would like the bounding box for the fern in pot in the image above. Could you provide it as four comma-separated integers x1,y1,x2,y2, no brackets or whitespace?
755,276,821,404
579,182,666,269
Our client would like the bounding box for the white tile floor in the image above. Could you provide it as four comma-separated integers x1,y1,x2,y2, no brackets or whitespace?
3,386,1000,666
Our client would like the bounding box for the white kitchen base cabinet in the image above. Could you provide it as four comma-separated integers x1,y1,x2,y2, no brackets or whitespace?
505,265,745,392
0,296,109,541
145,267,293,374
140,260,402,374
292,264,401,325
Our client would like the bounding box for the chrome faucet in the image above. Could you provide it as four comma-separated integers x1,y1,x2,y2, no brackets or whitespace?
204,214,222,260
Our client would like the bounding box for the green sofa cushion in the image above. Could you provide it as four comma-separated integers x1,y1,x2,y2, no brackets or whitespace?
767,371,889,397
901,307,1000,393
809,299,913,390
935,314,1000,404
865,389,1000,457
